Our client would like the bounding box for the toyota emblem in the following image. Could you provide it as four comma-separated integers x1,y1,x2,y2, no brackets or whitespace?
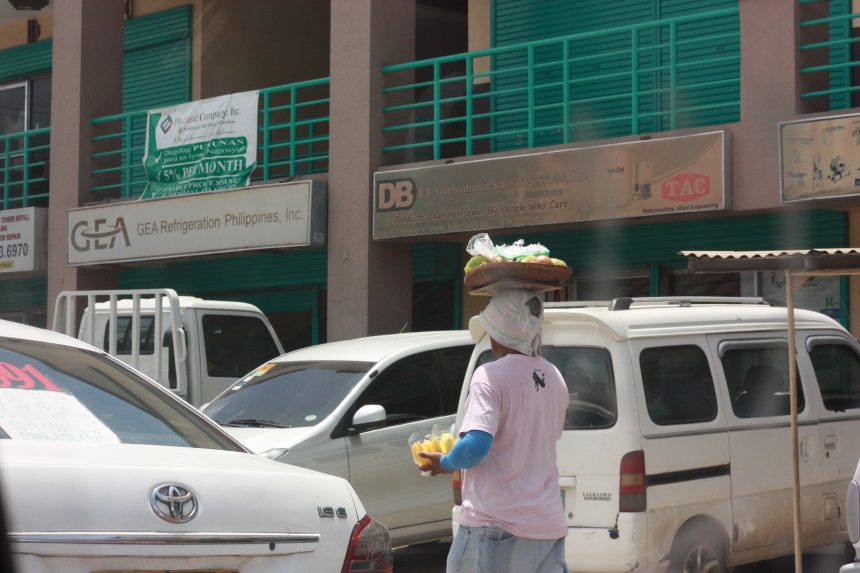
150,483,198,523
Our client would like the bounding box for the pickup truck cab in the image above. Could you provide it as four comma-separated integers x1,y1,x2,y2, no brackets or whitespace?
52,288,284,407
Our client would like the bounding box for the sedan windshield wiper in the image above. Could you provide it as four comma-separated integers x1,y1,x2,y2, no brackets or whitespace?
222,418,287,428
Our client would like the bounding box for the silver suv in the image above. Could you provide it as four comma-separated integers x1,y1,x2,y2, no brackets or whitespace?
203,330,473,547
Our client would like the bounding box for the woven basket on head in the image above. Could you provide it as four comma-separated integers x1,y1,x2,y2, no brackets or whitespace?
464,261,572,296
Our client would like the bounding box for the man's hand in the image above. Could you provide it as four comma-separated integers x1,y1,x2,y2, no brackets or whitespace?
417,451,451,476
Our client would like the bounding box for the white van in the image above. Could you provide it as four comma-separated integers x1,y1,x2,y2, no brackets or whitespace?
455,296,860,572
52,288,284,408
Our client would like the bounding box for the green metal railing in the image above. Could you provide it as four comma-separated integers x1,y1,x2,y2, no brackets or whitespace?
90,78,330,198
382,6,740,161
799,0,859,109
0,128,50,210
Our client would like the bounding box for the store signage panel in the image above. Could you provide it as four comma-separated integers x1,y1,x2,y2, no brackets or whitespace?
67,181,326,266
780,113,860,202
0,207,46,274
373,131,729,239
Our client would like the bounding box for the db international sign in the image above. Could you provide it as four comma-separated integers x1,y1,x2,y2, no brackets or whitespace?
373,131,729,239
67,181,326,266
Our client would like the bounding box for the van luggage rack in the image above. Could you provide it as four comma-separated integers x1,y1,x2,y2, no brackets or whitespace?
545,297,770,311
608,296,769,310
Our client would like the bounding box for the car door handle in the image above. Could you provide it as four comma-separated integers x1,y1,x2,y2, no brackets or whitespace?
824,434,838,457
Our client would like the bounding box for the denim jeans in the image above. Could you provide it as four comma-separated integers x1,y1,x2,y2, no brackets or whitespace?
447,524,568,573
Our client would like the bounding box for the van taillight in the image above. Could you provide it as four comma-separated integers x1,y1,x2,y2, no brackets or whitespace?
619,450,646,512
341,515,393,573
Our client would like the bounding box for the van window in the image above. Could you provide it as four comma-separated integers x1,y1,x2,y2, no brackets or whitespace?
809,342,860,411
474,346,617,429
202,315,280,378
721,344,804,418
640,345,717,425
354,350,445,425
105,316,155,355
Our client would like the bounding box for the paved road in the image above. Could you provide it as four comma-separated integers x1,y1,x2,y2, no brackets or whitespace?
393,541,851,573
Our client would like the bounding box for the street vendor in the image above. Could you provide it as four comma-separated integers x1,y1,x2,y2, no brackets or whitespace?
419,288,569,573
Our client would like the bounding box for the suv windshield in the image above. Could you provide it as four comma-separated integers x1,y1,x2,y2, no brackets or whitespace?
0,337,242,451
204,361,372,428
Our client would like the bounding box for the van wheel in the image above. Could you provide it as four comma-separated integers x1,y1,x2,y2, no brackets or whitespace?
670,530,727,573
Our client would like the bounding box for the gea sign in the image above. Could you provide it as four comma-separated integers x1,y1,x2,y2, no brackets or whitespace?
376,179,415,211
662,173,710,202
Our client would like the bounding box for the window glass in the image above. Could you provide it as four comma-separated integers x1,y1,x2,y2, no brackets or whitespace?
544,346,616,429
721,344,804,418
202,315,280,378
575,275,649,301
30,76,51,129
640,345,717,425
204,361,371,428
105,316,155,355
0,338,241,450
438,345,473,412
668,272,740,296
0,83,25,136
810,343,860,411
354,350,444,425
472,345,617,429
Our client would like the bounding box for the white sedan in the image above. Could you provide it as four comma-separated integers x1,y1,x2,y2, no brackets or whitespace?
0,319,392,573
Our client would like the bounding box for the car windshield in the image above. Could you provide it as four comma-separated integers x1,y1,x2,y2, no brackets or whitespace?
204,361,372,428
0,337,244,451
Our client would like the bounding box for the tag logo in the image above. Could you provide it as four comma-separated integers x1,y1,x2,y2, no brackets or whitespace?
662,173,710,202
376,179,415,211
159,115,174,134
71,217,131,252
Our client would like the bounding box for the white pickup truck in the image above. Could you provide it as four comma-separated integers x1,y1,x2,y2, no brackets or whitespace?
52,288,284,408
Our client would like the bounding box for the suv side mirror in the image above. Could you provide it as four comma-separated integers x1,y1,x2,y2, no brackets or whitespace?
352,404,386,431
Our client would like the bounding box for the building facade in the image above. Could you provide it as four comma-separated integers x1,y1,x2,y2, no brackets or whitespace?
0,0,858,348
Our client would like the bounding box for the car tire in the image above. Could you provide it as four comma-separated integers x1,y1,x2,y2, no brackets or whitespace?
669,526,727,573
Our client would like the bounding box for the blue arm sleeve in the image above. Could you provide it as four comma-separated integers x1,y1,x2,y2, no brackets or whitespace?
440,430,493,471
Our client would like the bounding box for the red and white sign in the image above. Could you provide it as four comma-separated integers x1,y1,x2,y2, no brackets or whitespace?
662,173,710,202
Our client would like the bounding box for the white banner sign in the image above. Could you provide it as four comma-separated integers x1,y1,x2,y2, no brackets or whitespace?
142,90,259,199
68,181,326,266
0,207,46,274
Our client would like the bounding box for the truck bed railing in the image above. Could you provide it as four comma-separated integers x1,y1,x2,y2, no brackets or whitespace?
52,288,189,400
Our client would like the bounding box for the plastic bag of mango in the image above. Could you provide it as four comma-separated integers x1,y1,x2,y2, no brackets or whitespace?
409,424,457,476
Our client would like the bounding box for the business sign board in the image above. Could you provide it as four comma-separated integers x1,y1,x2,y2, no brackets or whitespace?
373,131,729,239
0,207,46,274
67,181,326,266
141,90,259,199
779,113,860,203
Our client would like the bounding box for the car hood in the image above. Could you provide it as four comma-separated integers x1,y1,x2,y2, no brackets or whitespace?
222,426,320,455
0,440,364,534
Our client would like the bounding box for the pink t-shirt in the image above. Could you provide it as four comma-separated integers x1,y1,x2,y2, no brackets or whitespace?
459,353,568,540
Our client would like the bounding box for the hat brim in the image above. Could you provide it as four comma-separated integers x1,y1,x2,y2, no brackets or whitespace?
468,315,486,343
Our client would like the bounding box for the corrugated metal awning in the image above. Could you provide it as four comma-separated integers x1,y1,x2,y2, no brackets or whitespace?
681,248,860,274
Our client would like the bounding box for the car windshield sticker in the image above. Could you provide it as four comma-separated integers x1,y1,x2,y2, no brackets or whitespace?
0,361,62,391
0,388,120,443
248,363,276,380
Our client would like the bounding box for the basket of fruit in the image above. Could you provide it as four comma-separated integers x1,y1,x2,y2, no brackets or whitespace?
463,234,571,296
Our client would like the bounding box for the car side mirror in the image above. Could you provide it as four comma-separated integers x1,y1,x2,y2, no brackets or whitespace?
352,404,386,431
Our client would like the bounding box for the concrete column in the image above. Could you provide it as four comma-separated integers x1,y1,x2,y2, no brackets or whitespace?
328,0,415,340
46,0,124,323
732,0,800,211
